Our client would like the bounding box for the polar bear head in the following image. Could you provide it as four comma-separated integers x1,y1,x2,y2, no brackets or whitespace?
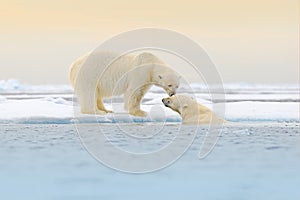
162,95,196,115
163,95,225,124
154,67,180,96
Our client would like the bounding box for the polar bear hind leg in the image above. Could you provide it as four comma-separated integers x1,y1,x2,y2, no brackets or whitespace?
96,96,113,113
96,87,113,113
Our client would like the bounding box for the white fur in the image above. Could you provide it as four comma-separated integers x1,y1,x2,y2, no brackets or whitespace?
70,51,180,116
162,95,225,124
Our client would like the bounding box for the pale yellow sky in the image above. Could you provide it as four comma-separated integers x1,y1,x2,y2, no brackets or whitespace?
0,0,299,84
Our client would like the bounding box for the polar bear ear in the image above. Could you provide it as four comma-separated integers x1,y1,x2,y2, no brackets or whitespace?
158,75,163,79
182,104,189,109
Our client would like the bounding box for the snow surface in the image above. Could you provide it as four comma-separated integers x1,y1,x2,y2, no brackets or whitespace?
0,80,299,124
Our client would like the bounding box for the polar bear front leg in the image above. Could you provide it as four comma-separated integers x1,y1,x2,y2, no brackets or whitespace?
124,85,150,117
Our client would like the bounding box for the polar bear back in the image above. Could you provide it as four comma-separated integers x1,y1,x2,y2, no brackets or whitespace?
69,51,168,98
69,51,134,96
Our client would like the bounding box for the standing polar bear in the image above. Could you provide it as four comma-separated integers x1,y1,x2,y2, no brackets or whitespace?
162,95,225,124
69,51,180,117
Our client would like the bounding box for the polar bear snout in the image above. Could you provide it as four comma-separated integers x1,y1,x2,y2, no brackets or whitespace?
167,89,176,97
164,88,176,96
162,98,171,107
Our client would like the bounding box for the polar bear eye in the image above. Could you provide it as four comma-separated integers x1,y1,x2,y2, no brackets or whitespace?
168,84,172,88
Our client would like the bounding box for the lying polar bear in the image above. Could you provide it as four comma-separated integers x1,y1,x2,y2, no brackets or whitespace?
70,51,180,117
162,95,225,124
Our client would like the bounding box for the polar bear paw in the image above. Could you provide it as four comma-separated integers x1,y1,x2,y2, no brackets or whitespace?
95,110,110,115
81,109,109,115
103,109,113,113
129,110,148,117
